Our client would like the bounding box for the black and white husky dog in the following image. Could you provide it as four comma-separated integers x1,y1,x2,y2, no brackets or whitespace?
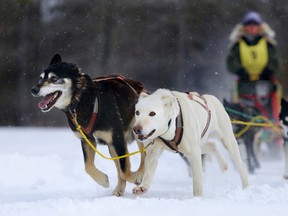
279,98,288,179
31,54,145,196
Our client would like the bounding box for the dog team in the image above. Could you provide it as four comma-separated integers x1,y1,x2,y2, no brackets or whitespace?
31,54,287,197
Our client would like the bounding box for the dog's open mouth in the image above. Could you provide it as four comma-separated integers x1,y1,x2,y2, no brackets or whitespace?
38,91,62,112
137,129,156,141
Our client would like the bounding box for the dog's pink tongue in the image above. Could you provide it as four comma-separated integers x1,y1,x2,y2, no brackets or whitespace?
38,94,53,109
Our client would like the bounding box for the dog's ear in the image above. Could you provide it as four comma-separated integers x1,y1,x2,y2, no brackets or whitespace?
50,54,62,65
139,92,149,100
281,98,287,108
162,95,179,117
223,98,229,106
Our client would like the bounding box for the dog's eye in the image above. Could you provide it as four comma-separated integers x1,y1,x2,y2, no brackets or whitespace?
50,76,58,82
135,110,140,116
149,111,156,116
38,75,44,83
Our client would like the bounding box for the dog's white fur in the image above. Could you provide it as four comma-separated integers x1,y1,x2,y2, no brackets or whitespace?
284,143,288,179
133,89,249,196
38,72,73,111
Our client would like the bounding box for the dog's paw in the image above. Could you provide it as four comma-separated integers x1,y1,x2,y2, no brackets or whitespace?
135,178,142,186
113,188,124,197
132,185,148,195
223,163,228,172
112,180,126,197
134,173,143,185
85,166,109,188
124,171,143,185
99,174,110,188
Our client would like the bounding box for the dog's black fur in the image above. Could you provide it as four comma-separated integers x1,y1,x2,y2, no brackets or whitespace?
279,99,288,135
224,99,260,174
31,54,145,196
279,98,288,179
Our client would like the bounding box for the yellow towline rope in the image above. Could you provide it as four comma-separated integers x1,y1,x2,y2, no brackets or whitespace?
75,124,149,160
231,115,280,138
73,111,279,158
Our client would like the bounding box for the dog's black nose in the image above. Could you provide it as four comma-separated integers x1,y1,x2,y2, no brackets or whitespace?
31,86,39,96
133,125,142,135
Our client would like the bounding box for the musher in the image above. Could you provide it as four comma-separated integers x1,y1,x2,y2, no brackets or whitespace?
226,11,282,122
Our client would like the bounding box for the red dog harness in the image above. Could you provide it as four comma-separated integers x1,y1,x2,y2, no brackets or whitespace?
159,92,211,152
68,75,139,135
187,92,211,139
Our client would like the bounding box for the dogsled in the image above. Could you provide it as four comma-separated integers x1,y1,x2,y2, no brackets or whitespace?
232,79,282,154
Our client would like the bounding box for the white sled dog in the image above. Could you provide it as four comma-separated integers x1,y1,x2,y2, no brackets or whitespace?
132,89,249,196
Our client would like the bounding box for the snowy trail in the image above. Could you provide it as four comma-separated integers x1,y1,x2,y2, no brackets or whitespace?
0,127,287,216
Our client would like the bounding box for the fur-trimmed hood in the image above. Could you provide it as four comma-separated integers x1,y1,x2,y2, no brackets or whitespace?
228,22,276,47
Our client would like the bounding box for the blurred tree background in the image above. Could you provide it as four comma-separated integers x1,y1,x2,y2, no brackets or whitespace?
0,0,287,126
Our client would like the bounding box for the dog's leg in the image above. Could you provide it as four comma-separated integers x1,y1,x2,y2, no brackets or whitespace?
213,98,249,188
244,136,255,174
112,134,136,184
221,136,249,188
253,129,263,162
284,141,288,180
81,140,109,188
116,143,144,185
244,131,261,174
133,139,165,195
131,140,146,185
179,152,192,176
186,146,203,197
108,145,127,196
201,142,228,172
252,133,260,169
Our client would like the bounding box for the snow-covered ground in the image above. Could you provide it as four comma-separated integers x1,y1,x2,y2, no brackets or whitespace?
0,127,287,216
